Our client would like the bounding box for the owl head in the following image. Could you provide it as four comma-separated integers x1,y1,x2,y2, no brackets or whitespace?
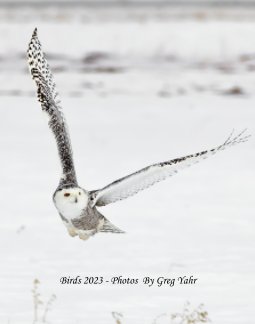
53,186,88,219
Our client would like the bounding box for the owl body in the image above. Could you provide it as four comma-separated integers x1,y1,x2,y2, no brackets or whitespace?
53,186,105,239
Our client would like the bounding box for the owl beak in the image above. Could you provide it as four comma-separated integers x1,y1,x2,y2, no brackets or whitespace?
74,197,78,203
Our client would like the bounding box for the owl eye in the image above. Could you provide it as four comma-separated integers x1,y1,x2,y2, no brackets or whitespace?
64,193,70,197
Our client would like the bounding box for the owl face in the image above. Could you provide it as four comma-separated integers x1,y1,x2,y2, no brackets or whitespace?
53,187,88,220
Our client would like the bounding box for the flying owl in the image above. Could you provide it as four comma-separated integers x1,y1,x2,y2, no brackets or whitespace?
27,29,249,240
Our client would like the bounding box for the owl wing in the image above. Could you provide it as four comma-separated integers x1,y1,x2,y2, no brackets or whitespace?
91,130,249,207
27,28,77,187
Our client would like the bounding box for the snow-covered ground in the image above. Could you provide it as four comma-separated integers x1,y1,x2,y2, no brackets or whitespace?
0,8,255,324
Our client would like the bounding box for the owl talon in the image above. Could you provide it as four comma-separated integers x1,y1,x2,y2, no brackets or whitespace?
67,227,77,237
78,232,90,241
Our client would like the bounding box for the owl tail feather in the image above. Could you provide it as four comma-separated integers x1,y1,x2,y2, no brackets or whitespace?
100,218,125,234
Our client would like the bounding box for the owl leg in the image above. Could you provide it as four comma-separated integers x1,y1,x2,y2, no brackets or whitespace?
77,229,97,240
67,226,78,237
78,231,90,241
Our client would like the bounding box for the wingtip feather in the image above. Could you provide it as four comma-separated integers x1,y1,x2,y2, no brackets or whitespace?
32,27,38,37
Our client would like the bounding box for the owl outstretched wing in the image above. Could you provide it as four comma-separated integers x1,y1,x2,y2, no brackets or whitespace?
27,28,77,187
91,130,249,207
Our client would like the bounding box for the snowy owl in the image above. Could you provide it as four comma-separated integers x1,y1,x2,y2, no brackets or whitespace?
27,29,249,241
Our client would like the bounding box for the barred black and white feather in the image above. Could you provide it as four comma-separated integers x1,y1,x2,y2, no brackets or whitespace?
27,28,77,187
100,219,126,234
